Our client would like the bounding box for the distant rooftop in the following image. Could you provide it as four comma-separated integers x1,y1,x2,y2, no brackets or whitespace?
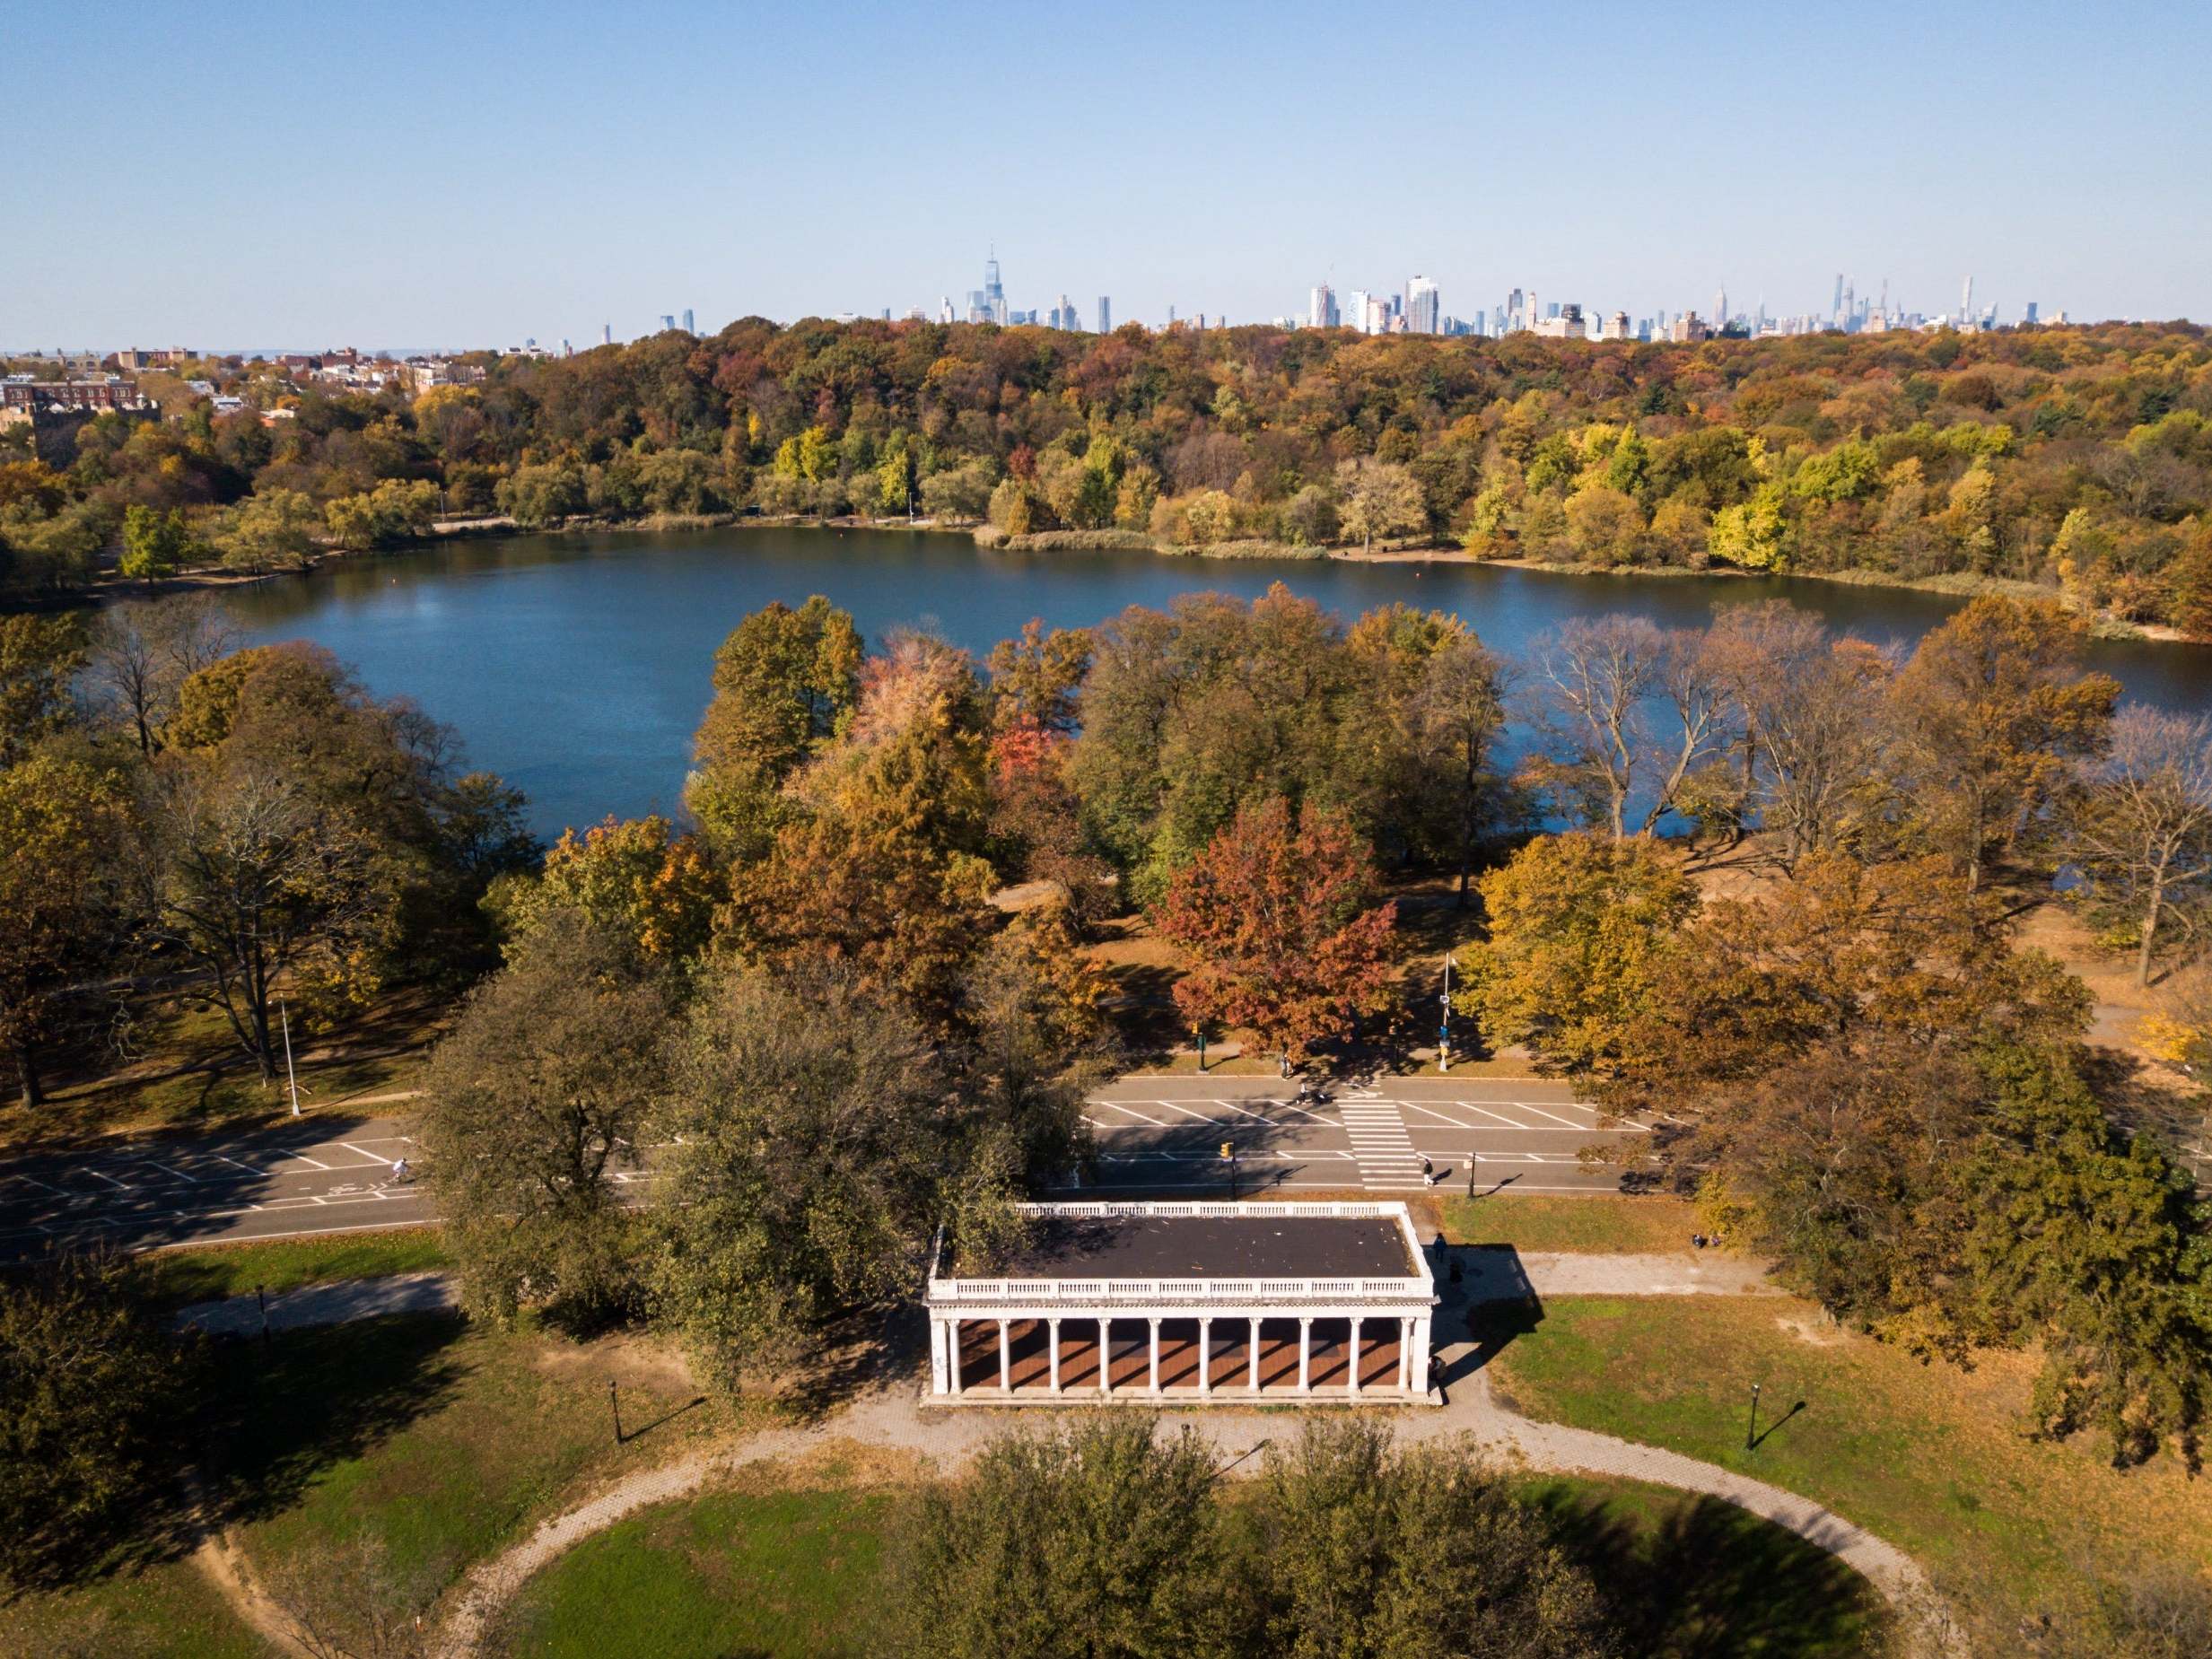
994,1210,1412,1281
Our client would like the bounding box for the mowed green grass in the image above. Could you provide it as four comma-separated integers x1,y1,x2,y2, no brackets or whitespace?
0,1553,266,1659
1442,1192,1705,1255
496,1480,902,1658
147,1227,450,1304
1487,1295,2212,1636
494,1470,1884,1659
214,1312,735,1621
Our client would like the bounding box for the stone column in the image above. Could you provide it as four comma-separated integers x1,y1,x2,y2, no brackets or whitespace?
1399,1318,1412,1392
1148,1317,1162,1395
998,1318,1012,1393
1100,1316,1113,1397
1412,1314,1432,1394
1198,1318,1213,1397
1348,1315,1363,1398
1048,1317,1063,1395
949,1319,963,1396
1297,1316,1313,1395
928,1318,947,1394
1248,1316,1263,1393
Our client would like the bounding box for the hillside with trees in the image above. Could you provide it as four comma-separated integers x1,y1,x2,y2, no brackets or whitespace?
5,320,2212,637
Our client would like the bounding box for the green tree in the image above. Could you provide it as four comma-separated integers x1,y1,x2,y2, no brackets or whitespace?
686,596,863,860
119,503,190,581
900,1418,1237,1659
420,908,669,1325
213,487,319,572
1154,798,1397,1070
650,962,966,1389
0,1253,203,1591
1255,1419,1613,1659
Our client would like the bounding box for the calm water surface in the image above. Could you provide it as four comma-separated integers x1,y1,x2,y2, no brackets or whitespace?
225,527,2212,838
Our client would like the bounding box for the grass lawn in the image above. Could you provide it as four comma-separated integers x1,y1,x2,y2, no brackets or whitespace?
0,1554,266,1659
1442,1192,1705,1254
1486,1294,2212,1637
210,1311,750,1628
1,987,442,1147
495,1473,903,1658
494,1465,1884,1659
146,1227,450,1305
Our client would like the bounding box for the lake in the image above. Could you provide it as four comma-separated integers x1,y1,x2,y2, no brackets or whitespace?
223,527,2212,839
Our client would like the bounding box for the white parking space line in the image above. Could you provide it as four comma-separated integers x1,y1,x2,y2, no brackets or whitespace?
1496,1099,1600,1131
279,1152,332,1170
0,1171,65,1194
1399,1100,1485,1130
145,1161,204,1183
340,1142,398,1163
83,1169,134,1190
1087,1101,1175,1129
1154,1102,1221,1124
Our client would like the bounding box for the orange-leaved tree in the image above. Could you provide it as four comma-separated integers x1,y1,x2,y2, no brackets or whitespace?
1153,797,1396,1070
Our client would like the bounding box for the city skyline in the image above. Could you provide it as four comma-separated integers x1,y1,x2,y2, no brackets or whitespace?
8,1,2208,343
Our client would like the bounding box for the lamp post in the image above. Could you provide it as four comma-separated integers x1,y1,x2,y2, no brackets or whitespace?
1744,1380,1762,1452
1194,1025,1207,1074
280,998,302,1118
1438,954,1454,1072
1220,1140,1237,1201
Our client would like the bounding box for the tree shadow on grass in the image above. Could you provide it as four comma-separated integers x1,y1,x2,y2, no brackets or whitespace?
200,1311,470,1531
1529,1484,1891,1658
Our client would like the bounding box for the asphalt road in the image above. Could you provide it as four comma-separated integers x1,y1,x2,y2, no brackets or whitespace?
1070,1074,1654,1199
0,1075,1651,1258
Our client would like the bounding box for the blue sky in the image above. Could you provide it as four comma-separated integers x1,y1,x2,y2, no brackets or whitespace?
7,0,2206,348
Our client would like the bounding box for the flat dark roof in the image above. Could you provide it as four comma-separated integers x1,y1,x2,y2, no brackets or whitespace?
991,1213,1412,1280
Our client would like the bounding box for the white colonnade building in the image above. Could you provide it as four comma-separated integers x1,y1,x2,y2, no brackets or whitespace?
923,1201,1439,1403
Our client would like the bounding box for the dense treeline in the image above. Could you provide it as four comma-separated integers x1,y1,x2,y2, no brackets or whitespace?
0,599,536,1109
5,319,2212,634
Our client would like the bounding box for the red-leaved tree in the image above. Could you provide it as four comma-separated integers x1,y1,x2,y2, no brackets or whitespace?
1154,797,1397,1067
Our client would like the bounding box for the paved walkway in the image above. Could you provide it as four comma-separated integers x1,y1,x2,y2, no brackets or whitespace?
174,1270,457,1337
1464,1248,1780,1301
428,1257,1958,1658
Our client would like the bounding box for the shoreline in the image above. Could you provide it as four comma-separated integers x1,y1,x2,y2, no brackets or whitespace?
71,513,2205,649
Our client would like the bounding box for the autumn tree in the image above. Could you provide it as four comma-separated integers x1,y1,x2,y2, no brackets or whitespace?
686,595,862,860
1890,596,2119,883
984,617,1091,734
1154,798,1396,1070
1333,458,1426,552
420,909,668,1325
1456,832,1697,1078
2066,706,2212,984
0,751,136,1108
0,611,86,766
118,503,190,581
488,813,719,966
83,597,238,756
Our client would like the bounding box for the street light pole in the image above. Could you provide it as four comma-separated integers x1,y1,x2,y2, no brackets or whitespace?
1744,1380,1762,1452
280,999,302,1118
1438,954,1454,1072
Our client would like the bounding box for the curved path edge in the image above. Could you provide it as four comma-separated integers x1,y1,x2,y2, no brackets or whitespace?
430,1373,1962,1659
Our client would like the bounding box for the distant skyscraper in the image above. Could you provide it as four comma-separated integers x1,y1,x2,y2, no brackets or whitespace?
940,296,955,324
1714,285,1727,328
2025,300,2040,325
682,308,695,334
600,323,612,346
1097,296,1111,333
1960,275,1974,321
659,314,675,331
1832,274,1845,326
1309,283,1338,329
1405,275,1440,334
